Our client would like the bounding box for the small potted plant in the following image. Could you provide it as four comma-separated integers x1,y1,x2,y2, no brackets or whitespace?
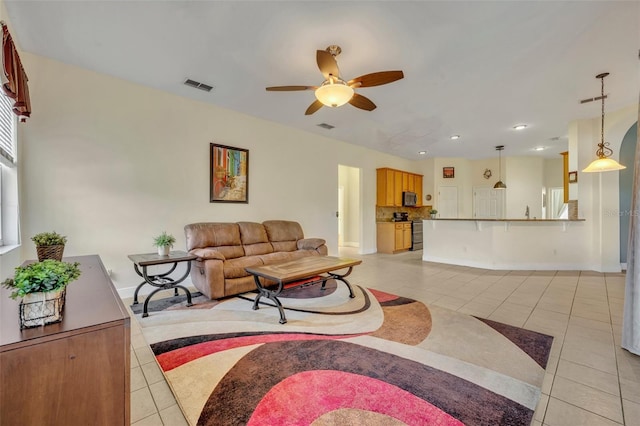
2,259,81,328
153,231,176,256
31,231,67,261
429,209,438,219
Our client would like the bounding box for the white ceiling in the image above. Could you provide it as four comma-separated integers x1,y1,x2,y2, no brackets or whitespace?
4,1,639,160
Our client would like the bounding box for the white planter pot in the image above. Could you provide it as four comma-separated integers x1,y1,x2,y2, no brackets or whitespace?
157,245,170,256
20,288,66,328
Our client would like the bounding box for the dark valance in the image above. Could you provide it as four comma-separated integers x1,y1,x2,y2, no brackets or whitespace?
1,23,30,122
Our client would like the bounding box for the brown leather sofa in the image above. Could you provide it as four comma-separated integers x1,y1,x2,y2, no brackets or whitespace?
184,220,328,299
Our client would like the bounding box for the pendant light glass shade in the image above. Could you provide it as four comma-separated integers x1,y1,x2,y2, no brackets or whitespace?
583,73,626,173
494,145,506,189
582,157,626,173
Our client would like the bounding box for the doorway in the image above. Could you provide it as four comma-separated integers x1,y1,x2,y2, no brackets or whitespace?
473,187,504,218
438,186,459,218
338,165,361,251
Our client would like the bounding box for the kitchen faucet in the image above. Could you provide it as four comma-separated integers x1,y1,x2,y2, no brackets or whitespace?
525,205,530,219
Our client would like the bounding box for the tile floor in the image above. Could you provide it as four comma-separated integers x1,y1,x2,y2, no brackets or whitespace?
125,248,640,426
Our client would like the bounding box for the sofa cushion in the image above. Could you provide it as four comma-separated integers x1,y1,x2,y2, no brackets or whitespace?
238,222,269,244
238,222,274,256
223,255,264,279
263,220,304,252
185,222,243,254
259,250,317,265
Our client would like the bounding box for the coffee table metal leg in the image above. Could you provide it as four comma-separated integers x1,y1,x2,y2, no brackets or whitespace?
329,266,355,298
251,275,288,323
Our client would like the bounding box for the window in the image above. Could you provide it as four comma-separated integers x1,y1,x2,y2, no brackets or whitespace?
0,90,17,247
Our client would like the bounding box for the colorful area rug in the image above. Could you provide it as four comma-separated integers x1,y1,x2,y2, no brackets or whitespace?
132,280,553,426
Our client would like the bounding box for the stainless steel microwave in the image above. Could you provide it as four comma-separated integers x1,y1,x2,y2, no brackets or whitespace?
402,191,417,207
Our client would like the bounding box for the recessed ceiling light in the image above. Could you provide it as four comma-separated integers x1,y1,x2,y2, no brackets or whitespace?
534,146,545,151
418,151,427,155
450,135,460,140
513,124,527,130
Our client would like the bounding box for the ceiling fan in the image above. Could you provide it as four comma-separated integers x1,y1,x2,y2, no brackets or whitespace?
266,45,404,115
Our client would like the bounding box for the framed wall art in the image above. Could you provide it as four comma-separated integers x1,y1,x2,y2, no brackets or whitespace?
210,143,249,203
568,171,578,183
443,167,455,178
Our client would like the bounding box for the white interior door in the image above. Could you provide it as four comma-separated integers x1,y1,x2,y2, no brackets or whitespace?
473,187,504,218
438,186,458,218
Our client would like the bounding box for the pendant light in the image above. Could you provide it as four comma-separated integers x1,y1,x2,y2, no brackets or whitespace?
582,72,626,173
494,145,507,189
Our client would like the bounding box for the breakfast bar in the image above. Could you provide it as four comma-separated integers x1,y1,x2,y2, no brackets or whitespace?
423,218,591,270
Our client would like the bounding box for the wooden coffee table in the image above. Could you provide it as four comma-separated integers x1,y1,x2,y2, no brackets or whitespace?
245,256,362,324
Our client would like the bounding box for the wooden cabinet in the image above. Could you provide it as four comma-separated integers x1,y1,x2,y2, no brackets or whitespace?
414,175,423,206
376,167,424,207
1,255,130,426
377,222,412,253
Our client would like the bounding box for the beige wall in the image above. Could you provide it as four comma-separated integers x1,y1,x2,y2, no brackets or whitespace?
14,53,420,291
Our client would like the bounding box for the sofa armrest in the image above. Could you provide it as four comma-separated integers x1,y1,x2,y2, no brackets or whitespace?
189,248,226,261
297,238,326,251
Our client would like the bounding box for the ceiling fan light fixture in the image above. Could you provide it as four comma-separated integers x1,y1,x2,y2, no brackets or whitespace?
583,72,626,173
315,79,354,107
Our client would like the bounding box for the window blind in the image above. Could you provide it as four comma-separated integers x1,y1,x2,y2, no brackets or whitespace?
0,93,15,164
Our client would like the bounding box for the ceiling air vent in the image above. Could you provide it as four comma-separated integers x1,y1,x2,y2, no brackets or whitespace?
317,123,335,130
184,78,214,92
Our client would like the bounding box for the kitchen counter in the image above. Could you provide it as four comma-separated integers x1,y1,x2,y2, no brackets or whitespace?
428,218,584,222
422,218,603,271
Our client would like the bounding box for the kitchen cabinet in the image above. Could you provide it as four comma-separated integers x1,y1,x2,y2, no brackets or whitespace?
376,168,424,207
1,255,130,426
414,174,423,206
377,222,412,254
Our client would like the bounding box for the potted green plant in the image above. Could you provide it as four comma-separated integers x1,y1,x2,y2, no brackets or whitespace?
2,259,81,328
31,231,67,261
429,209,438,219
153,231,176,256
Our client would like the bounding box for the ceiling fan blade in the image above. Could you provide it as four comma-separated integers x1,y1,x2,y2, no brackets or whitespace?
266,85,315,91
348,71,404,88
349,93,377,111
305,100,324,115
316,50,340,80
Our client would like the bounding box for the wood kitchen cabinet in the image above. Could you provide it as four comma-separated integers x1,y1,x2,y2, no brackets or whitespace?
377,222,412,253
376,167,424,207
414,174,423,206
0,255,131,426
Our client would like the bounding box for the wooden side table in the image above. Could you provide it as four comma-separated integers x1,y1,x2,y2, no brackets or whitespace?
128,250,197,317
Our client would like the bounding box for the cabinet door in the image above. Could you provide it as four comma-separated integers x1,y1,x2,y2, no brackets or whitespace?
403,224,412,249
394,224,404,250
393,171,403,206
414,175,423,206
407,174,415,192
385,170,395,206
1,324,128,425
376,169,395,206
